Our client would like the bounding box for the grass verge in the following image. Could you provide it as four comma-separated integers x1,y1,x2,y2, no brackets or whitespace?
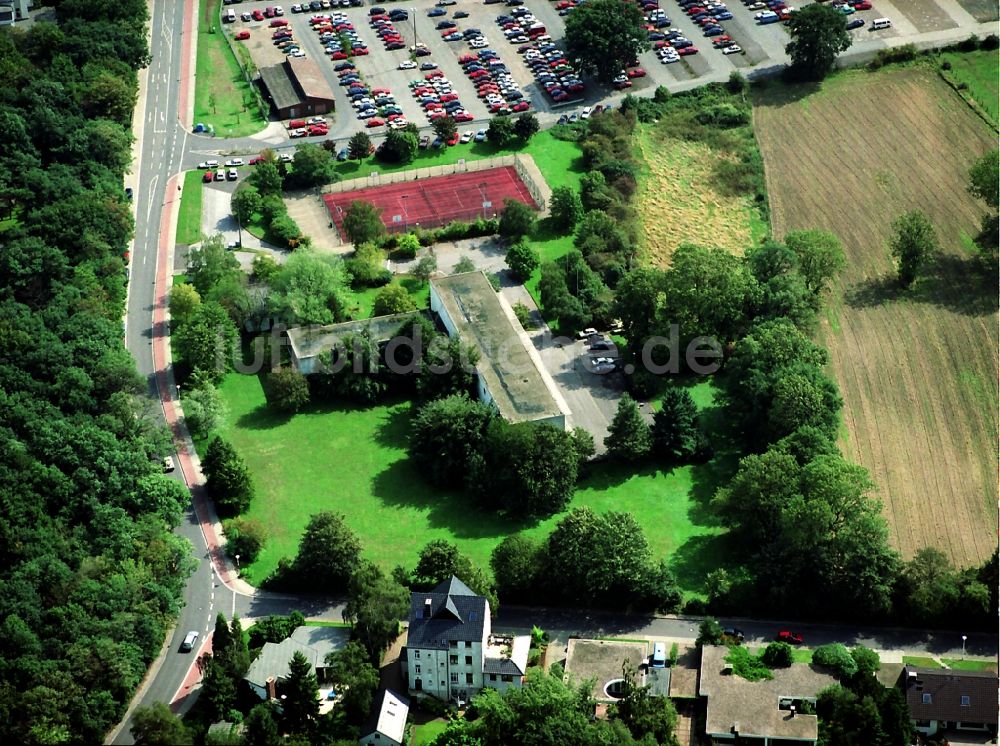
410,720,448,746
941,658,998,671
902,655,942,668
176,171,205,245
940,50,999,127
195,0,268,138
214,373,726,594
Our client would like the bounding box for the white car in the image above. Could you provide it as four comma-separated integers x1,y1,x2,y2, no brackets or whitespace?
747,2,767,8
197,159,220,169
289,49,306,58
398,60,417,69
577,327,598,340
580,106,592,120
474,128,487,142
660,54,679,64
722,45,742,55
307,116,326,125
289,128,307,138
279,152,294,162
460,130,473,143
470,39,488,48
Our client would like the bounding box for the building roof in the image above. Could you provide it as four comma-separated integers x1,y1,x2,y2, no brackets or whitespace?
287,56,335,103
285,312,424,368
245,638,319,690
647,667,671,698
407,576,488,650
362,689,410,744
484,635,530,676
699,645,838,741
289,625,350,662
430,272,568,425
901,666,999,724
259,64,300,113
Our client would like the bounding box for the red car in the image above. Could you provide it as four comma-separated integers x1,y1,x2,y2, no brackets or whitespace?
454,112,474,122
366,117,385,128
236,30,250,41
331,51,348,60
677,46,698,56
627,67,646,78
447,133,460,146
308,125,328,136
613,80,632,89
270,19,289,28
288,119,306,129
202,170,214,183
511,101,530,112
853,1,872,8
424,71,444,80
777,631,804,645
459,54,476,63
249,156,263,165
712,35,734,47
252,9,264,21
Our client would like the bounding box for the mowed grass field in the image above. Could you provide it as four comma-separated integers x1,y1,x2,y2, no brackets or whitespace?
940,50,999,127
216,374,726,593
634,124,769,265
195,0,267,137
753,67,998,568
176,171,206,245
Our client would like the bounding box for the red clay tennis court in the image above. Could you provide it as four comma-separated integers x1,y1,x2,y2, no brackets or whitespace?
323,166,538,236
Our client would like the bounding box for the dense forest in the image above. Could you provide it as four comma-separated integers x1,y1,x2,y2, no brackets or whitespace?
0,1,192,743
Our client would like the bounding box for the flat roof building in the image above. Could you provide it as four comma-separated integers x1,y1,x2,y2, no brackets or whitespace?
286,312,424,375
430,272,569,430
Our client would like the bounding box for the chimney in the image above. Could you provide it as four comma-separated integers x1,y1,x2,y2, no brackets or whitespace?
424,598,432,618
266,676,277,700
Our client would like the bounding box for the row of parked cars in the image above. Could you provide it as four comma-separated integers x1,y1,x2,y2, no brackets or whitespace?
458,50,530,115
287,115,330,137
369,6,410,52
408,70,476,123
289,0,364,11
310,12,370,60
499,9,586,103
269,21,308,59
336,62,404,129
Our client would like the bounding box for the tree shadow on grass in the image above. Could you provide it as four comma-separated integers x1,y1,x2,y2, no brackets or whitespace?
236,403,294,430
370,459,537,541
668,533,736,596
845,253,998,317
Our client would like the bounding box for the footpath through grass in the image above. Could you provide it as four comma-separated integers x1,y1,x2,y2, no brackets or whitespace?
217,373,726,594
195,0,267,137
176,171,205,245
940,50,999,127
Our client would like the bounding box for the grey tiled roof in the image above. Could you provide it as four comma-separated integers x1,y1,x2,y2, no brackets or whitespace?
407,576,487,649
484,657,523,676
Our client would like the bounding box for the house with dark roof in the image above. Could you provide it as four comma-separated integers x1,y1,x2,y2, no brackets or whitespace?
258,56,335,120
899,665,999,739
244,625,350,702
404,576,528,703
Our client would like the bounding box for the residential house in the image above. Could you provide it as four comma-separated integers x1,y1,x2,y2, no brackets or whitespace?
699,644,839,745
259,56,336,120
244,625,350,701
899,665,998,739
404,576,529,703
359,689,409,746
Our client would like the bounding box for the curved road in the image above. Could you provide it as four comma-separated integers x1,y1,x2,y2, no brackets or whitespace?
109,1,997,742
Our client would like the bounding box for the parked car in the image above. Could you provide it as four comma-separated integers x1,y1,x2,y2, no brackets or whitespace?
777,631,804,645
723,627,745,642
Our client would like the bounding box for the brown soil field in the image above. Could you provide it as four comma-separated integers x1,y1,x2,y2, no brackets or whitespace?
635,126,768,266
753,67,998,568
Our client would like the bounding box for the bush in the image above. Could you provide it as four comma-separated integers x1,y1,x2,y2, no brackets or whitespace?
725,646,774,682
696,617,724,646
695,103,749,128
394,233,420,260
940,59,952,71
264,367,310,413
761,642,793,668
982,34,999,50
345,242,391,287
222,516,267,564
812,643,858,679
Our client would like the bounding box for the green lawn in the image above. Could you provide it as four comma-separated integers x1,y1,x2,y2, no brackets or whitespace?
410,720,448,746
941,50,1000,127
342,276,430,320
902,655,942,668
195,0,267,138
176,171,205,245
215,373,726,594
941,658,998,671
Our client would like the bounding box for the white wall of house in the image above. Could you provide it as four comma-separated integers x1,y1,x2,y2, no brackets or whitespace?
359,730,403,746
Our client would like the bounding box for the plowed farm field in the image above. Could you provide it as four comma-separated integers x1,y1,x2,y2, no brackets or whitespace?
753,67,998,568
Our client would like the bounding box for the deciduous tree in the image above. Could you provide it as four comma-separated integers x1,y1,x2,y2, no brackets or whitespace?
565,0,649,83
486,116,516,147
499,198,536,240
785,3,852,80
432,115,458,143
410,395,495,488
342,200,386,246
548,185,584,230
513,112,539,141
290,142,336,187
505,240,539,281
343,561,410,663
326,641,379,725
291,512,362,593
202,436,255,516
373,283,417,316
130,703,192,745
264,367,310,412
348,131,372,161
269,250,348,325
889,209,938,287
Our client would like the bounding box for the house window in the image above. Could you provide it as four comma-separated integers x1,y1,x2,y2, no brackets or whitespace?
415,665,421,675
961,695,971,707
502,675,512,682
450,673,459,684
922,693,932,704
466,673,474,684
450,655,458,665
413,650,420,660
465,656,473,666
450,640,458,648
489,674,497,682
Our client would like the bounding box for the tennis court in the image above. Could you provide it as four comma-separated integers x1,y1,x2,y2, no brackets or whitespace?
323,166,538,237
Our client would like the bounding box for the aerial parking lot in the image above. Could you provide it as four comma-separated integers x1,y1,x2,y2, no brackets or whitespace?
224,0,993,142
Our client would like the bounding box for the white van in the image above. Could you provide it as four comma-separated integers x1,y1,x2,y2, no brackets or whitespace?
871,18,892,30
223,9,236,23
650,642,667,669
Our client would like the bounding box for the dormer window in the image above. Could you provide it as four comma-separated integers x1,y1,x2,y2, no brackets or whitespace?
922,693,932,704
961,695,971,707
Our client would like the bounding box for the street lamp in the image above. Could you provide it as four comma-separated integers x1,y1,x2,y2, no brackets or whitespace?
401,194,409,231
962,634,967,659
411,8,417,48
235,554,240,571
